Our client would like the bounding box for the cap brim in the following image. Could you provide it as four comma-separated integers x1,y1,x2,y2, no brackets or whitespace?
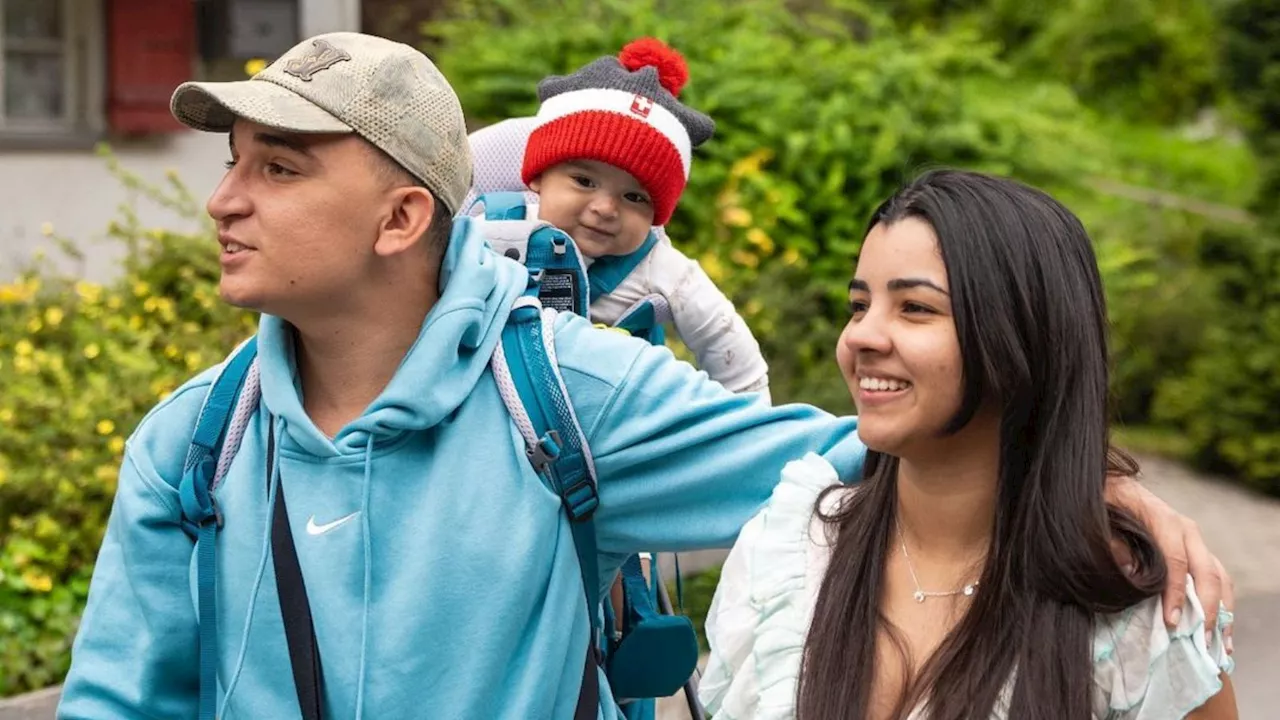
170,78,353,134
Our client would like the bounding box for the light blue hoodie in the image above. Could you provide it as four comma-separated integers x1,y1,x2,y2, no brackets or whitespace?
58,220,864,719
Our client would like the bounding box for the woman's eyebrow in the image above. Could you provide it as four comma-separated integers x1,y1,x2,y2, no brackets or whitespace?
888,277,950,296
848,278,949,296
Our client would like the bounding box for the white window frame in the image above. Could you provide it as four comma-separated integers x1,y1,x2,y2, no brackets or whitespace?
0,0,102,143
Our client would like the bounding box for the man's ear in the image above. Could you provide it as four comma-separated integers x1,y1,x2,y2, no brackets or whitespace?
374,186,436,257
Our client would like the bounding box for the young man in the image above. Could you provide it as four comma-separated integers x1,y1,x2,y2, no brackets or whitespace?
58,32,1232,719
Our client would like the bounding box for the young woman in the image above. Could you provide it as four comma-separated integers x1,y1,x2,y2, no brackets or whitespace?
699,169,1236,719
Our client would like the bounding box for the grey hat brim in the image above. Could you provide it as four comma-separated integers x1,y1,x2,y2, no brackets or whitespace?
171,78,353,134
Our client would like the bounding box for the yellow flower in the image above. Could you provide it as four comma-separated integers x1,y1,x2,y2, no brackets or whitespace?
83,343,101,360
21,571,53,593
164,344,180,359
746,228,775,254
128,315,143,330
40,222,54,237
108,436,125,454
143,297,159,312
26,317,43,333
14,339,34,356
721,207,752,228
782,247,802,266
0,467,7,486
13,356,35,374
106,295,123,310
730,248,760,269
75,281,102,302
245,57,269,76
0,408,14,423
44,307,64,326
700,253,726,284
96,419,115,436
35,515,58,538
0,277,40,303
133,281,150,297
185,351,203,370
730,149,773,178
95,464,117,483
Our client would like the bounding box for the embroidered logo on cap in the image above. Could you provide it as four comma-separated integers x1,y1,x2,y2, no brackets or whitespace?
282,39,352,81
630,95,653,118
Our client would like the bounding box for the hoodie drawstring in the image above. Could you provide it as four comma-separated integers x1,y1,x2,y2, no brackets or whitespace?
220,415,285,716
354,438,374,719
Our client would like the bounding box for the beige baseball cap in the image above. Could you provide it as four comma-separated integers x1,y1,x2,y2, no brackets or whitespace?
171,32,472,214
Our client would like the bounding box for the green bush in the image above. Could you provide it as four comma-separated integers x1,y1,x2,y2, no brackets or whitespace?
1150,0,1280,494
875,0,1224,125
0,150,253,695
1154,229,1280,494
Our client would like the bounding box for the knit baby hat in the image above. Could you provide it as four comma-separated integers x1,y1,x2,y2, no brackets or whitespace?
521,38,714,225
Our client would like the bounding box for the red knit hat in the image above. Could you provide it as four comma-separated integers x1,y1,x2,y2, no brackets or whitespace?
521,38,715,226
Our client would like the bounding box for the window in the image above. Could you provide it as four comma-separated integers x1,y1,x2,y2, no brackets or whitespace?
0,0,77,133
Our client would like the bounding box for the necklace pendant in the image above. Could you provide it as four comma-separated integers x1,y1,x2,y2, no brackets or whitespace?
963,584,975,596
913,590,926,603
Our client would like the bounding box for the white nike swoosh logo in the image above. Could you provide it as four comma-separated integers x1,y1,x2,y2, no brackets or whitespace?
305,512,359,536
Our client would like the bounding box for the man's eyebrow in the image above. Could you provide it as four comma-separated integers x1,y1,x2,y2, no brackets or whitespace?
252,131,317,158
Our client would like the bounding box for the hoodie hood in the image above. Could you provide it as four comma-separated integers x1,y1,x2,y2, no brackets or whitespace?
257,217,528,457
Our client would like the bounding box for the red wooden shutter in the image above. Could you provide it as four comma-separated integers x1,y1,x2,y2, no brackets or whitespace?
106,0,195,134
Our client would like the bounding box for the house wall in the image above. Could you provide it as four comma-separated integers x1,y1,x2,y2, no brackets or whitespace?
0,0,362,282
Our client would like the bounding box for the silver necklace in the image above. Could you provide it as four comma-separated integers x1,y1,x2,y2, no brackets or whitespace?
896,520,979,603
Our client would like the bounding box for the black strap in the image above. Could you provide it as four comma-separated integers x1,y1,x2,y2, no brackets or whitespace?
268,424,325,720
265,422,593,720
575,644,600,720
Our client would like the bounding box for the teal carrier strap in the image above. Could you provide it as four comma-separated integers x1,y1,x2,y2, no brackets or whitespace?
471,195,702,719
177,337,260,720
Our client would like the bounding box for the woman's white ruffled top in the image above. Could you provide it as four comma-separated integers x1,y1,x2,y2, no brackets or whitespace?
699,454,1234,720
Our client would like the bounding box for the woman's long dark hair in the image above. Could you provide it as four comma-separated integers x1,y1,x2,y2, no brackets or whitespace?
796,170,1166,720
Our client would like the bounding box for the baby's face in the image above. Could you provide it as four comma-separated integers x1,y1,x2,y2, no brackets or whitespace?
529,160,655,258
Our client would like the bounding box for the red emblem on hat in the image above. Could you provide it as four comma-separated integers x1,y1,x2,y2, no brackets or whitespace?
630,95,653,118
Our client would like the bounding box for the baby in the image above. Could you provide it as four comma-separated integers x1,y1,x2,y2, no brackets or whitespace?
469,38,771,400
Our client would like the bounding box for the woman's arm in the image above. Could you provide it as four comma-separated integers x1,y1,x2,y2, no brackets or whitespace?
1188,674,1238,720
